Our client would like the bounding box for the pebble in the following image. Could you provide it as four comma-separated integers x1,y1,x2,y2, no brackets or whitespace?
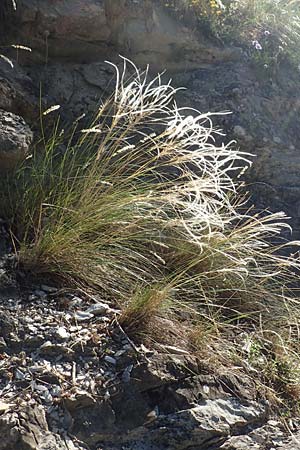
268,419,280,427
104,356,117,365
69,325,82,332
86,302,110,315
41,285,57,293
115,349,126,357
34,290,48,298
70,296,83,305
40,340,53,349
51,385,62,397
0,401,11,413
104,390,110,400
15,368,26,380
74,311,94,322
34,383,49,392
40,390,53,403
56,326,70,340
203,385,210,394
122,364,133,383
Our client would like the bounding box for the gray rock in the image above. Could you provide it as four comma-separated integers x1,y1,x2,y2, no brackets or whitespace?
64,391,96,412
86,302,111,315
14,0,240,72
0,109,33,170
0,59,39,124
0,405,73,449
74,311,94,322
56,326,70,340
104,355,117,365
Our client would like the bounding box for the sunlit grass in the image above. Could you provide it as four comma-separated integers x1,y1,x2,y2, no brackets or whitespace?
165,0,300,70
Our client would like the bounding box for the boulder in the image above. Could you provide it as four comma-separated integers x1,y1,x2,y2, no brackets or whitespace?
0,405,75,450
0,109,33,170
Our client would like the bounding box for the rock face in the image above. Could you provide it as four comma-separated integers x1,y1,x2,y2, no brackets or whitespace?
0,405,71,450
0,109,33,169
12,0,240,71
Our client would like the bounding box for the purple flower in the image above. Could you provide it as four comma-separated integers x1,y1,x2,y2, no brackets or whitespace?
252,40,262,50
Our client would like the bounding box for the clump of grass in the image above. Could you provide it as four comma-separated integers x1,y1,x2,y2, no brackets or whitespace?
119,284,173,338
1,58,249,296
1,57,300,407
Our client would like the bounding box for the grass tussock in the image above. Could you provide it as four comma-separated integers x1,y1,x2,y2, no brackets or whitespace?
1,58,300,409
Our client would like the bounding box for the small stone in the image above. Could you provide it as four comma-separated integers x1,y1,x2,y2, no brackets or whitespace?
34,289,47,298
34,383,49,392
40,340,53,349
64,391,96,411
273,136,281,144
70,325,82,332
41,284,57,293
15,368,26,380
71,296,83,305
51,385,62,397
268,419,280,427
203,385,210,394
39,389,53,403
122,364,133,383
56,326,70,340
115,349,126,357
86,302,110,315
39,341,74,356
104,356,117,365
28,325,38,333
104,390,110,401
74,311,94,322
